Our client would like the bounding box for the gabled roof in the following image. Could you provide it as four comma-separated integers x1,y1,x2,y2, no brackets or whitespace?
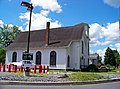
7,23,88,50
89,53,99,60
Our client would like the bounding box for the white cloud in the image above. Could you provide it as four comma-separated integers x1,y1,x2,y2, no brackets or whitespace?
90,49,94,54
50,20,61,28
96,48,108,62
103,22,119,41
89,23,105,46
97,49,104,56
19,10,61,31
109,46,116,51
41,10,50,17
89,23,104,40
8,24,14,27
109,44,114,47
31,0,62,13
104,0,120,8
18,26,24,31
96,49,104,60
0,20,4,26
20,0,62,31
89,21,119,48
0,20,24,31
115,43,120,53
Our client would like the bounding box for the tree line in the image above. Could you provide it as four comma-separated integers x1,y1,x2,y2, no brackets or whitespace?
0,25,21,63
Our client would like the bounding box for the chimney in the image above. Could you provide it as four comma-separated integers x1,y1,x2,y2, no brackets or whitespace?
45,22,50,46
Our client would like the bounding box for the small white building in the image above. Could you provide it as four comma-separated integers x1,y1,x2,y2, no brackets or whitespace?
89,53,100,65
6,22,90,70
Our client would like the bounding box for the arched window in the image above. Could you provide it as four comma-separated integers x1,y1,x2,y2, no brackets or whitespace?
36,51,41,65
50,51,56,66
67,56,70,67
88,42,89,55
12,52,17,62
82,41,84,54
82,56,83,60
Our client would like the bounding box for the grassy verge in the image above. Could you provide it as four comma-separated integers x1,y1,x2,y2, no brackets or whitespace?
49,69,67,73
0,68,120,81
97,68,120,74
30,72,48,77
0,72,24,76
67,68,120,81
0,72,48,77
67,72,109,81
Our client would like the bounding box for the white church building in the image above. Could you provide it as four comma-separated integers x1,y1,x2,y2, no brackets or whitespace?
6,22,90,70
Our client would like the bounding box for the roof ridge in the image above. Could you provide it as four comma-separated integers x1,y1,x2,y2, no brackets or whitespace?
22,23,87,33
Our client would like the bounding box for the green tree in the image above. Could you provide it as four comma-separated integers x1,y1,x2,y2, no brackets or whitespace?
113,50,120,67
0,25,21,63
104,47,116,66
0,25,21,48
118,55,120,66
0,48,6,64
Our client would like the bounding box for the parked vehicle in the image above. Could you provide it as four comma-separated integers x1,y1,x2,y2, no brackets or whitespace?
10,61,22,68
7,61,35,68
22,60,35,68
98,66,110,72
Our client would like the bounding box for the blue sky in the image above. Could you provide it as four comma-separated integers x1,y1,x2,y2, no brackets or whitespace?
0,0,120,59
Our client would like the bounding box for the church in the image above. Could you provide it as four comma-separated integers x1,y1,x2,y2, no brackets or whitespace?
6,22,90,70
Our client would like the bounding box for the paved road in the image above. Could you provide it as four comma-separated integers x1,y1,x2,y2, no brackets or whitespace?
0,81,120,89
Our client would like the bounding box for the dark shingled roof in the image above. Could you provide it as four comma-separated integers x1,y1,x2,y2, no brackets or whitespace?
7,23,88,50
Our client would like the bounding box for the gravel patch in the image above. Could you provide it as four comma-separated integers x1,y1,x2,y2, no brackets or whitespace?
99,74,120,79
0,72,67,82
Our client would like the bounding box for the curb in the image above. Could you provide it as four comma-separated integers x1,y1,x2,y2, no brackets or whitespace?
0,79,120,86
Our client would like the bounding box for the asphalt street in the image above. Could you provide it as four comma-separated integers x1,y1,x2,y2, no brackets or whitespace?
0,81,120,89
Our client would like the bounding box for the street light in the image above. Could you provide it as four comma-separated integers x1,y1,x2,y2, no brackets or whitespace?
21,1,33,76
21,1,33,53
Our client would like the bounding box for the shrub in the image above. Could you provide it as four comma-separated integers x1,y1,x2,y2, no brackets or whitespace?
0,48,6,64
81,68,88,72
106,64,111,68
87,64,98,72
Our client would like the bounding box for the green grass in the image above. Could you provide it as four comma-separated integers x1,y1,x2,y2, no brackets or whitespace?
98,68,120,74
0,72,23,76
0,71,108,81
30,72,48,77
0,71,48,77
0,68,120,81
67,68,120,81
113,68,120,73
49,69,67,73
67,72,109,81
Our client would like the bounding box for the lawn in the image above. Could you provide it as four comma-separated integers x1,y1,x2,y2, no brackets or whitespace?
98,68,120,74
0,68,119,81
67,72,108,81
